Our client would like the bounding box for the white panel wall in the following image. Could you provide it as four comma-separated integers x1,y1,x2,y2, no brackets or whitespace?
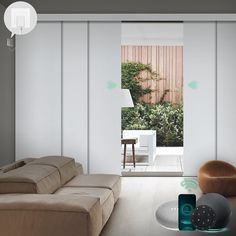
16,23,62,159
89,22,121,174
62,23,88,172
217,22,236,166
183,22,216,175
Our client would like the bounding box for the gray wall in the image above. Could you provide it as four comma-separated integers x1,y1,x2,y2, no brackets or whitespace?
1,0,236,13
0,3,15,166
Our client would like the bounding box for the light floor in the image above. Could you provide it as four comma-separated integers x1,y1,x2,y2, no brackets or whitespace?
156,147,183,156
101,177,236,236
121,147,183,176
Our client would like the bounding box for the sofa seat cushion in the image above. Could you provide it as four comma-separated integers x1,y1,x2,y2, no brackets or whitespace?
0,164,61,194
0,194,102,236
65,174,121,202
55,187,111,205
55,186,114,226
28,156,77,185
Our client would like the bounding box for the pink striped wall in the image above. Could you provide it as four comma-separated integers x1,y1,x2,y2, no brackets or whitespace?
121,45,183,104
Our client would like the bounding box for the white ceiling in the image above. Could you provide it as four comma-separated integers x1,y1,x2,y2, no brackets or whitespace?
121,23,183,45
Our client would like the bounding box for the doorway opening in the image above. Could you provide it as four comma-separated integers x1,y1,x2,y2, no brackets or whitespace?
121,22,183,176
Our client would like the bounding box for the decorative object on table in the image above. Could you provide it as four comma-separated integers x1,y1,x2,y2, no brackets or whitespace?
198,160,236,197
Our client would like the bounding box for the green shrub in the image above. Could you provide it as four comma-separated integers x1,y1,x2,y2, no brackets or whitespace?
121,62,183,147
122,104,148,130
122,102,183,147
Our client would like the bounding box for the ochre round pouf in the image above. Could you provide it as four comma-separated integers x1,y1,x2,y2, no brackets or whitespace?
198,160,236,197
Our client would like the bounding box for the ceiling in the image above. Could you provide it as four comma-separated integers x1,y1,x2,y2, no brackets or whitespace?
1,0,236,13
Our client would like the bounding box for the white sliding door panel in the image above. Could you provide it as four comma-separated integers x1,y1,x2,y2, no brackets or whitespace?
16,23,61,159
184,23,216,176
217,22,236,166
89,22,121,174
63,23,88,172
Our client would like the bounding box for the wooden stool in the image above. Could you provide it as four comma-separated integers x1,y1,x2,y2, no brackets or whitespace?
121,138,137,169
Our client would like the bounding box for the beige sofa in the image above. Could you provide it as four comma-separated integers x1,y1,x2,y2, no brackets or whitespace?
0,156,121,236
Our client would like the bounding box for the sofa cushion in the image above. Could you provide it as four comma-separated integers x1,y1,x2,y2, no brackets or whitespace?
55,187,111,206
0,194,102,236
0,158,36,173
0,164,61,194
55,187,114,226
65,174,121,203
28,156,77,185
0,156,78,194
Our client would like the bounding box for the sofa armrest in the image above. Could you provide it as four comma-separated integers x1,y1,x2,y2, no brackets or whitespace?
76,162,84,175
0,194,102,236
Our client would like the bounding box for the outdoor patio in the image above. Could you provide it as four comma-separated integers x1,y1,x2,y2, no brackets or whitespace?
121,147,183,176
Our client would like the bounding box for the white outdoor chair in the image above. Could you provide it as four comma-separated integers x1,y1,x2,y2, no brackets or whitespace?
122,130,156,165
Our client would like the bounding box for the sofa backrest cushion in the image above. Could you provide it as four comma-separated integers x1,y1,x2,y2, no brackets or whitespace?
0,156,77,194
0,164,61,194
28,156,77,185
0,158,36,173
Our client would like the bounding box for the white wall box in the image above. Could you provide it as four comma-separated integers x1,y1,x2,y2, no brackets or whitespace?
217,22,236,166
183,22,216,176
16,23,62,159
